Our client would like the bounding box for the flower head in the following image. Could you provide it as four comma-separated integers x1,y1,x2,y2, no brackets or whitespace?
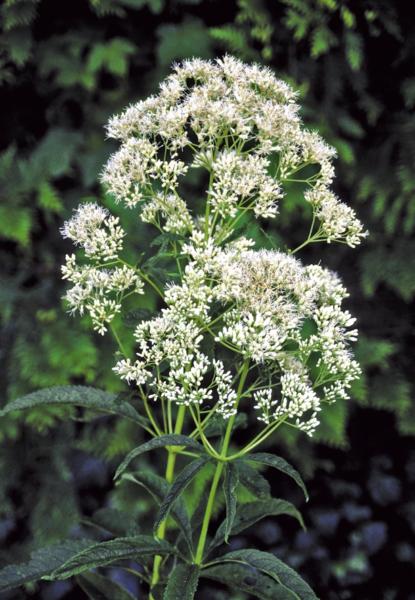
101,56,365,244
61,57,365,438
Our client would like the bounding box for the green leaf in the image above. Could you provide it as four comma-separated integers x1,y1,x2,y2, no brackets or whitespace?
87,38,136,77
209,499,304,553
47,536,174,580
210,26,251,58
163,563,199,600
37,180,63,213
207,549,318,599
151,231,184,248
311,26,337,58
0,386,149,428
236,460,271,499
154,457,210,534
223,462,239,543
157,18,213,66
123,471,193,552
345,31,363,71
245,453,308,500
0,539,92,592
0,205,32,246
29,128,82,179
115,434,205,480
77,571,136,600
313,399,348,448
202,561,296,599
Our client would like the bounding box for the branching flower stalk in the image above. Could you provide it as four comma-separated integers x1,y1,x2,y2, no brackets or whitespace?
60,56,366,598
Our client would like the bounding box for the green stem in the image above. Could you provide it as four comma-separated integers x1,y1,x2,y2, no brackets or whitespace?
150,405,186,597
194,457,224,565
142,394,162,436
194,361,249,565
110,322,128,358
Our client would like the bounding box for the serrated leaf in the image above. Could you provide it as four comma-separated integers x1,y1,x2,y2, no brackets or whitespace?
0,205,32,246
245,453,308,500
209,549,318,599
37,180,63,213
0,386,148,428
47,536,174,580
154,457,210,533
236,460,271,499
123,471,193,552
223,463,239,543
115,434,205,480
163,563,199,600
77,571,136,600
202,561,296,599
0,539,92,592
209,499,304,553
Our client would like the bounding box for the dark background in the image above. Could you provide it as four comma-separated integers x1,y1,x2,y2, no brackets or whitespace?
1,1,414,598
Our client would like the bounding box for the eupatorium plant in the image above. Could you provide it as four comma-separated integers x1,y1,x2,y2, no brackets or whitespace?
0,57,365,599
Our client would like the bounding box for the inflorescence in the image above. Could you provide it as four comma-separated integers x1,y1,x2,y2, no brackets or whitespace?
61,56,365,436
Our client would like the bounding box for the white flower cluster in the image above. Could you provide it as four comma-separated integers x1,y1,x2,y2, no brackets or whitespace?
101,55,366,246
208,150,281,219
305,185,366,247
61,204,143,334
211,249,360,434
60,203,124,261
61,57,364,437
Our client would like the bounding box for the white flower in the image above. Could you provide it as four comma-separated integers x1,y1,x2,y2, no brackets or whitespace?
61,203,125,261
61,255,143,335
113,358,150,385
305,185,367,247
213,360,238,418
60,57,364,438
101,56,364,241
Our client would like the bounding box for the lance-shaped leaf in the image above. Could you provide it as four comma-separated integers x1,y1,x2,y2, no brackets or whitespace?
0,539,92,592
46,536,174,580
245,453,308,500
163,563,200,600
208,499,305,553
0,386,148,428
236,460,271,499
115,434,205,480
154,457,210,534
202,561,297,600
208,549,318,600
77,571,136,600
122,471,193,552
222,462,239,543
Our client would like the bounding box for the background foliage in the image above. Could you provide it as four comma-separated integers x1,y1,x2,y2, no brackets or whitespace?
1,0,414,598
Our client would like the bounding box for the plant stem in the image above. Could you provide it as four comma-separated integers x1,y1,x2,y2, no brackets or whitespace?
193,429,228,565
194,361,249,565
149,404,186,597
110,322,128,358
